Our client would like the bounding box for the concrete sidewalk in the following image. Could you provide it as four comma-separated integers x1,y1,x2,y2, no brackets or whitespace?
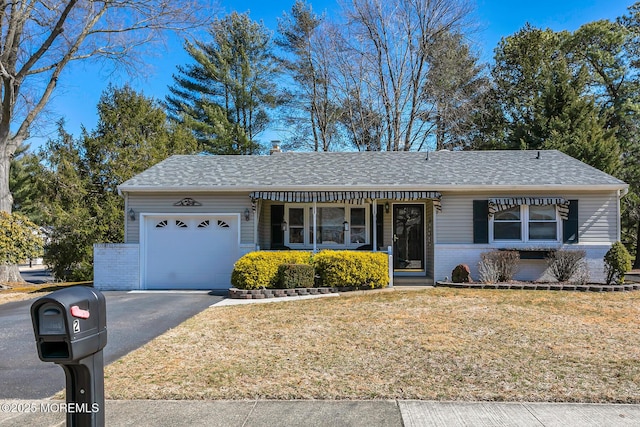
1,399,639,426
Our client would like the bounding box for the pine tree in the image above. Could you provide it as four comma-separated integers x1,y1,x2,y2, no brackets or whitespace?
480,24,620,174
40,87,197,280
9,144,46,223
166,12,281,154
422,31,489,150
277,0,341,151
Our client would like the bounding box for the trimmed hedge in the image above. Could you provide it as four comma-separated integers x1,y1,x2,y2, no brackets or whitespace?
604,241,632,285
231,251,313,289
231,250,389,290
277,264,315,289
314,250,389,289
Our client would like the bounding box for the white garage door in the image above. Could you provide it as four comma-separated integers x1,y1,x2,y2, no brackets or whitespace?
143,215,239,289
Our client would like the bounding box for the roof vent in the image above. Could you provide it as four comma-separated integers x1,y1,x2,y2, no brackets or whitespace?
425,151,430,161
536,151,541,159
270,140,281,155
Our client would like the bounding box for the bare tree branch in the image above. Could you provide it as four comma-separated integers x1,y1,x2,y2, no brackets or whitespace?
0,0,216,213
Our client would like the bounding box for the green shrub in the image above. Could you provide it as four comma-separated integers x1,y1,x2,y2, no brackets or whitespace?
314,250,388,289
277,264,315,288
231,251,313,289
604,242,632,285
478,250,519,282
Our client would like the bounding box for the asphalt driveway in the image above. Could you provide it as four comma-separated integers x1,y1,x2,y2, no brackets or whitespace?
0,290,223,399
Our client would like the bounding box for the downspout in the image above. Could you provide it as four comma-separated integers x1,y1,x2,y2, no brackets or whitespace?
617,188,629,242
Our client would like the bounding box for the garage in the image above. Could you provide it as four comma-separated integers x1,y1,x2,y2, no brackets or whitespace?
142,214,240,289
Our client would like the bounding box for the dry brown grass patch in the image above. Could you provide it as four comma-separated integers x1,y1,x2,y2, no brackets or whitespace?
0,283,88,304
104,289,640,402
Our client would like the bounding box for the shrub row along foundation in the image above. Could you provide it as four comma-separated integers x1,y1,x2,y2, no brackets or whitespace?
231,250,388,290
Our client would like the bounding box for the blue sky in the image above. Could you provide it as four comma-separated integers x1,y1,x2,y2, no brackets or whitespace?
35,0,634,149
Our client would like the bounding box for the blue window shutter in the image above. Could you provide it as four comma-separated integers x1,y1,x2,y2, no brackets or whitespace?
473,200,489,244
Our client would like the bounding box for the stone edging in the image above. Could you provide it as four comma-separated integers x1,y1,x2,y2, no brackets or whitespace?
229,287,341,299
435,282,640,292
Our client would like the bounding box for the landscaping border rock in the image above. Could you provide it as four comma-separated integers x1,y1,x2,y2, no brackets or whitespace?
229,283,640,299
229,287,339,299
435,282,640,292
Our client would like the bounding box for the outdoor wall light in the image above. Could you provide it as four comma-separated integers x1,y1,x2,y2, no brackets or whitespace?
281,220,288,231
343,221,350,231
128,208,135,221
244,208,250,221
384,202,390,214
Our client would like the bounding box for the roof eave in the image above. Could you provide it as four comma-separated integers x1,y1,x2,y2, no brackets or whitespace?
118,183,628,193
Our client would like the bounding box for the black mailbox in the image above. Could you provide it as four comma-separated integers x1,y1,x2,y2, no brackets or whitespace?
31,286,107,426
31,286,107,362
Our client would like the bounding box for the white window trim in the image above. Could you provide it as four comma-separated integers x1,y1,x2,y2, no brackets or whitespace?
284,203,370,249
490,205,561,244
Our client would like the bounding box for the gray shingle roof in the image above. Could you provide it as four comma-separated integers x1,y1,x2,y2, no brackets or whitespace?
118,150,627,193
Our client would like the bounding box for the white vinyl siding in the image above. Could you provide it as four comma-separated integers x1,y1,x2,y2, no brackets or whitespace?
436,191,620,245
125,192,254,245
578,192,619,242
436,194,475,244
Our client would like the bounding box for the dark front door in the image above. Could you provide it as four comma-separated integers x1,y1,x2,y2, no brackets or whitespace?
393,204,424,271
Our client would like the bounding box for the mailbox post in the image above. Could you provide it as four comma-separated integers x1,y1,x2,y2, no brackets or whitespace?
31,286,107,427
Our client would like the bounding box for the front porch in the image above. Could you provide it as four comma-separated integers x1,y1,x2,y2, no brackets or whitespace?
250,191,439,284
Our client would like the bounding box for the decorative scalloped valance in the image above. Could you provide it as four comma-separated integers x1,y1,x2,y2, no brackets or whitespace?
250,191,442,211
488,197,569,220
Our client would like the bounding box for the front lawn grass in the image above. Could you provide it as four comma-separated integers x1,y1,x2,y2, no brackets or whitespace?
0,283,81,304
104,288,640,402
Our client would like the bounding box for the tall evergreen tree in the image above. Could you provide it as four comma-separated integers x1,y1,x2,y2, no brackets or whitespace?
38,122,94,280
617,4,640,267
277,1,341,152
422,31,489,150
478,24,620,174
40,86,197,280
487,25,569,150
9,144,46,223
536,66,619,175
166,12,281,154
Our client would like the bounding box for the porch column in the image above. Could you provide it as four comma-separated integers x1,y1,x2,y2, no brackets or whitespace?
372,199,377,252
312,201,317,253
388,246,393,287
253,199,261,250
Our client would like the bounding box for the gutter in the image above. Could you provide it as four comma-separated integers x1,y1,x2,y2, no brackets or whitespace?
117,183,629,194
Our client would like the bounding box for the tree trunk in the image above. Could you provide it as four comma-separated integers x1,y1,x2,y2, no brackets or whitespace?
0,147,25,283
0,264,25,284
634,220,640,270
0,150,14,213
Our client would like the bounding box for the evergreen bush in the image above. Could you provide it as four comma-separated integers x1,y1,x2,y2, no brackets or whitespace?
314,250,388,289
231,251,313,289
604,241,632,285
277,264,315,288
